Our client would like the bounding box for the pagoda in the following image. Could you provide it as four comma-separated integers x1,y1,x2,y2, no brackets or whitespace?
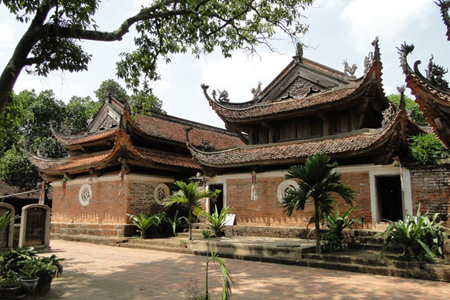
30,96,242,238
188,39,423,228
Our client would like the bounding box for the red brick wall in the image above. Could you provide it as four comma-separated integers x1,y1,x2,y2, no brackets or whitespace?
51,176,173,237
410,166,450,223
226,171,371,228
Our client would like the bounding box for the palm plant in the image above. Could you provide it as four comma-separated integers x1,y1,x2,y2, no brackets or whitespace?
165,181,219,240
204,239,234,300
127,213,154,238
164,210,187,236
281,154,355,254
202,206,231,237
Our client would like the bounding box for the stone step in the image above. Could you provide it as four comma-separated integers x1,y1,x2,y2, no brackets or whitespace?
303,251,413,269
119,242,191,254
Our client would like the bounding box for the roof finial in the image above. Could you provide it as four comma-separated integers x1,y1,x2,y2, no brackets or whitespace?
397,85,406,112
293,42,303,63
372,37,380,61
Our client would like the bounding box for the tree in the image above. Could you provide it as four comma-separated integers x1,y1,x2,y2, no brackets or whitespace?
164,181,219,240
130,90,166,115
94,79,129,103
281,154,355,254
409,133,449,165
0,0,313,112
65,95,101,133
0,89,68,190
95,79,166,115
387,94,427,123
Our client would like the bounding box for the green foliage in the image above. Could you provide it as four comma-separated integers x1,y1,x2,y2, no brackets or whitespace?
0,271,21,288
0,211,18,231
0,146,41,191
281,154,355,254
130,90,166,115
409,133,449,165
201,230,211,239
387,94,426,123
127,213,155,238
0,248,63,289
94,79,129,102
165,181,219,240
65,96,101,133
202,206,232,237
376,205,449,262
321,206,362,253
0,0,314,113
164,210,187,236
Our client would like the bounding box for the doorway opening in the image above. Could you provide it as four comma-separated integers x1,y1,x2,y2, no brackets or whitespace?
208,184,223,214
376,176,403,222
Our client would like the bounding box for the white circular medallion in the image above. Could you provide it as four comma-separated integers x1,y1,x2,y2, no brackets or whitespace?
154,183,170,205
79,184,92,207
277,179,299,203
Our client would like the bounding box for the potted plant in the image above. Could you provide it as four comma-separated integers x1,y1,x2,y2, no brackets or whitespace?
0,271,24,300
36,255,63,294
18,260,40,291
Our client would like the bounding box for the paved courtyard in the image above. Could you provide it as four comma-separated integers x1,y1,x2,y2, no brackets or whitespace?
41,240,450,300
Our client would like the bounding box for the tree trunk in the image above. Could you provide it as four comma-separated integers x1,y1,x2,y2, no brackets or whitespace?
314,198,321,254
189,209,192,240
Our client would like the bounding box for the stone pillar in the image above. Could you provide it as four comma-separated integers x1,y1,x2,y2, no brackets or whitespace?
0,203,15,249
19,204,51,252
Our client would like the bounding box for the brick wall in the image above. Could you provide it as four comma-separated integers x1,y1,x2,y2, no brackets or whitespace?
226,171,371,228
410,165,450,223
51,175,173,237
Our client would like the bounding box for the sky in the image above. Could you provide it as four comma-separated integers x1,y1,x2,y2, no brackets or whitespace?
0,0,448,128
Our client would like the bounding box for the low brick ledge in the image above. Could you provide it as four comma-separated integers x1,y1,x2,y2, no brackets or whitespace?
51,233,128,246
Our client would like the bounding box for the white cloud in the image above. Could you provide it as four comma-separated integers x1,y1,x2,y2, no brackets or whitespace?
201,52,291,102
340,0,432,54
0,24,14,48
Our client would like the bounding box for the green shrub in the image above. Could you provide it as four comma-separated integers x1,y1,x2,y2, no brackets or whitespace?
409,133,449,165
376,205,448,262
164,210,187,236
202,206,231,237
321,206,361,253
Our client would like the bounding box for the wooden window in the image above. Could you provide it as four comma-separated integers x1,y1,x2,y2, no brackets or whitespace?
254,126,269,144
332,111,351,134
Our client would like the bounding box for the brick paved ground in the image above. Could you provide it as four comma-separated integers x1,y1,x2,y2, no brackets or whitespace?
41,240,450,300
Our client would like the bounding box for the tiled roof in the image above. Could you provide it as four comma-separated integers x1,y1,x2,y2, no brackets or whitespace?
137,148,200,169
134,113,244,149
189,113,403,168
207,86,358,120
31,129,200,174
204,59,381,122
53,128,118,146
29,152,112,172
399,44,450,148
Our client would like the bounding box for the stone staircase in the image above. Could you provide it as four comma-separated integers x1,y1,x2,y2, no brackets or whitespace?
115,227,450,282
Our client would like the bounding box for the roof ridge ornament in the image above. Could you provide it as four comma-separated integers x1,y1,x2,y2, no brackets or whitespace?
251,81,262,100
426,55,449,89
436,0,450,40
397,85,407,112
293,42,303,63
212,89,230,103
382,102,397,128
342,60,357,78
364,52,373,74
371,37,381,61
